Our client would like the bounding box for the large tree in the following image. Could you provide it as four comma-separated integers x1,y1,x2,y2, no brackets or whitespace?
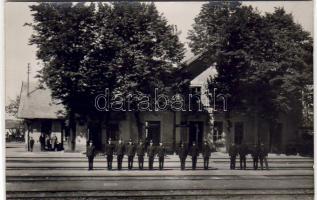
187,1,241,56
93,2,185,137
28,2,185,148
189,4,313,142
28,3,100,150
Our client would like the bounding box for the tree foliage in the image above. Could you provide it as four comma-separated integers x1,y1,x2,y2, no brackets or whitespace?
6,95,20,118
189,3,313,124
27,2,185,146
27,3,98,115
27,2,185,116
187,1,241,56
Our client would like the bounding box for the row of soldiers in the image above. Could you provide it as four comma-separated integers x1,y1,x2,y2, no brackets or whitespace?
86,139,212,170
229,143,269,170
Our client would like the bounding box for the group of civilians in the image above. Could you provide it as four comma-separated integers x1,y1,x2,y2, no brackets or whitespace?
28,133,59,152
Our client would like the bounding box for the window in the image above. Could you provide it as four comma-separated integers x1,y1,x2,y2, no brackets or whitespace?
213,121,223,142
108,124,119,141
189,121,204,149
191,86,201,95
145,121,161,145
190,86,202,111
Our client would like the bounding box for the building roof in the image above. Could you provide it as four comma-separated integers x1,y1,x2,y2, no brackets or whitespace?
17,82,65,119
180,51,216,80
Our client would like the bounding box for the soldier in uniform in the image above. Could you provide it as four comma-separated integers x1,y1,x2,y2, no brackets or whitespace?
229,143,238,170
157,142,166,170
147,140,156,170
116,138,125,170
189,141,199,170
177,142,187,170
105,138,114,170
202,140,211,170
126,139,135,170
86,140,95,170
251,144,259,170
239,142,248,170
259,142,269,170
136,140,145,170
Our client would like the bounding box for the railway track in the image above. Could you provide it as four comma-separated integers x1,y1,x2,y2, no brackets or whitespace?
6,189,314,199
6,149,314,199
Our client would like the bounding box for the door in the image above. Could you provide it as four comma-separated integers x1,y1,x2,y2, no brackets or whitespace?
189,121,203,150
213,121,224,142
146,121,161,145
234,122,244,145
269,123,282,153
89,123,102,151
107,124,119,141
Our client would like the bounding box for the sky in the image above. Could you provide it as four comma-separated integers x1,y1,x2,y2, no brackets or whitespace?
5,1,314,103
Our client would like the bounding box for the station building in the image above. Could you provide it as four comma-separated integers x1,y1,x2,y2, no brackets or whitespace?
17,54,305,153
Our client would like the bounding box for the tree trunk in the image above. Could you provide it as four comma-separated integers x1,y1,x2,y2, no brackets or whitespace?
69,111,76,151
225,111,231,150
104,111,110,140
268,120,278,153
254,96,259,145
61,121,64,151
254,110,259,145
134,111,143,141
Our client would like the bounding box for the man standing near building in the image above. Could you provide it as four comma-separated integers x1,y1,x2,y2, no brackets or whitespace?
87,140,95,171
157,142,166,170
189,141,199,170
136,140,145,170
51,134,58,151
229,143,237,170
45,134,51,151
239,142,248,170
105,138,114,170
251,144,259,170
116,138,125,170
259,142,269,170
126,139,135,170
29,137,35,152
147,140,156,170
39,133,45,151
177,142,187,170
202,140,211,170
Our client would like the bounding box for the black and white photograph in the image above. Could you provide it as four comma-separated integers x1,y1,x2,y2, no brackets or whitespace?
4,1,314,199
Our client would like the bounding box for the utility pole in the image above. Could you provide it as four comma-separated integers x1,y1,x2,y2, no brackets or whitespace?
26,63,31,151
27,63,30,96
